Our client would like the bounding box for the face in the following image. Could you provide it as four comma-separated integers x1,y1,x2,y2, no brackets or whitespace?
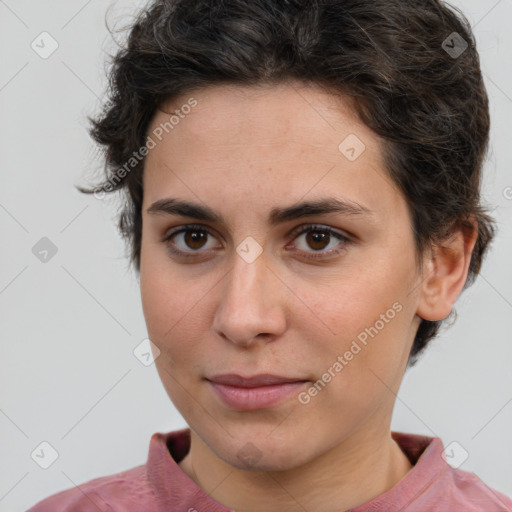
139,81,424,471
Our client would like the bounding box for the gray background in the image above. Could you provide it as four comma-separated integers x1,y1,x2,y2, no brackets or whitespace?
0,1,511,510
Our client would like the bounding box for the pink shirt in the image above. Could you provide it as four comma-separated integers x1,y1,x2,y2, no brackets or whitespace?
27,429,512,511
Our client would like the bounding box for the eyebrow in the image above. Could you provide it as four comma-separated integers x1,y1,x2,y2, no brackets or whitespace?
146,197,374,226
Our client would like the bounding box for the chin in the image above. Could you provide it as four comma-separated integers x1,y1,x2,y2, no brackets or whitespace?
214,436,315,473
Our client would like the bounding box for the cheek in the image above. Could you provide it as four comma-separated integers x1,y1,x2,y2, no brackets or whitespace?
296,287,411,429
296,248,415,383
140,268,205,413
139,252,200,361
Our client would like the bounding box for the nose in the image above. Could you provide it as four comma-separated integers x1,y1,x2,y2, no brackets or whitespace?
212,248,287,348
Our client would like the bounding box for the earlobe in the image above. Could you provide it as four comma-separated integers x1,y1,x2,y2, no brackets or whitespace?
416,218,478,322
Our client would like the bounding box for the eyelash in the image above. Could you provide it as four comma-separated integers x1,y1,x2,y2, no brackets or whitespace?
162,223,352,261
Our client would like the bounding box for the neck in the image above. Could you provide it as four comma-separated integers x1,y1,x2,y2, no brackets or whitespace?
178,425,413,512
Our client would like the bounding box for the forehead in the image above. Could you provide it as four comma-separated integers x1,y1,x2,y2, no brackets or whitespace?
152,81,366,150
142,81,404,223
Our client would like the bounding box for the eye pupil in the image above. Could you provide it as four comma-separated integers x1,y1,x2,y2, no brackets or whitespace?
306,230,329,251
185,230,207,249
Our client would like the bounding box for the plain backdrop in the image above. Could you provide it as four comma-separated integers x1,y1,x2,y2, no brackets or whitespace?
0,1,511,510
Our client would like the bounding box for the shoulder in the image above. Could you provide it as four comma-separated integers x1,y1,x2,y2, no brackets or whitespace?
440,465,512,511
25,464,154,512
387,432,512,511
26,429,193,512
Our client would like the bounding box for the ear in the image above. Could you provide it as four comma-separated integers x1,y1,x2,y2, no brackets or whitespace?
416,216,478,322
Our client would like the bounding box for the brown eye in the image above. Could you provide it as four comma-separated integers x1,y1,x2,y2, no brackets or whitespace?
183,230,208,250
163,225,221,258
290,225,352,260
305,230,331,251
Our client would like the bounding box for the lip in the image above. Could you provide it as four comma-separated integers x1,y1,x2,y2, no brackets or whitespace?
206,374,309,410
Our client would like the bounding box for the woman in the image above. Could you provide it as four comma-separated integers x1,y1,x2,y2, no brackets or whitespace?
28,0,512,510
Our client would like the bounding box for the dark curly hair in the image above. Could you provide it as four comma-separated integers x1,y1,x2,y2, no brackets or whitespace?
78,0,496,367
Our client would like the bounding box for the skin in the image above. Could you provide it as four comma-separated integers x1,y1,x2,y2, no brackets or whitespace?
138,80,477,512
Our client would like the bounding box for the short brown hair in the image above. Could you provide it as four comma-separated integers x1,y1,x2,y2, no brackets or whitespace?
78,0,496,367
